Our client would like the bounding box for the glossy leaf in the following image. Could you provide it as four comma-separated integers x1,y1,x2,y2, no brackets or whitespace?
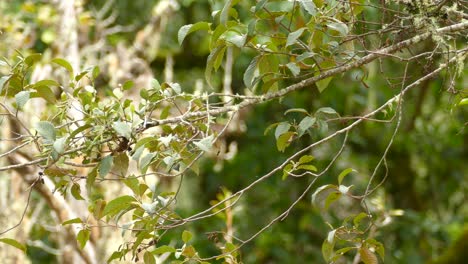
99,155,113,178
62,217,83,226
338,168,355,185
286,28,306,47
15,90,30,109
275,122,291,139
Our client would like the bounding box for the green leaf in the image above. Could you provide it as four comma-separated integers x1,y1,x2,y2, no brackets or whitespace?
297,164,317,171
282,163,293,180
33,85,56,103
123,177,140,196
53,137,67,154
144,251,156,264
92,66,100,79
102,195,137,218
35,121,56,141
15,90,30,109
24,53,42,66
316,77,333,92
99,155,113,178
276,131,294,152
76,229,90,249
298,155,315,164
62,217,83,226
459,98,468,106
52,58,74,76
299,0,317,16
338,168,355,185
275,122,291,139
112,153,129,177
255,0,268,12
243,55,261,88
182,230,193,243
205,45,227,88
71,183,85,200
194,135,214,152
113,121,132,139
316,107,339,116
0,238,26,252
328,21,349,36
286,62,300,77
220,0,234,25
178,22,211,45
139,153,156,173
122,80,134,91
284,108,309,115
353,212,369,228
152,245,176,255
298,116,316,136
224,32,246,48
322,229,336,261
286,27,306,47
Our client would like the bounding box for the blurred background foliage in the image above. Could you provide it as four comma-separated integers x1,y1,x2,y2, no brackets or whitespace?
0,0,467,263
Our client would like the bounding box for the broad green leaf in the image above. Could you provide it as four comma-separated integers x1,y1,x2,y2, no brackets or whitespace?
34,79,59,87
71,183,85,200
15,90,30,109
328,21,349,36
299,0,317,16
338,168,355,185
298,155,315,164
77,229,90,249
224,32,246,48
33,85,56,103
182,245,196,258
143,251,156,264
296,51,316,62
53,137,67,154
35,121,56,141
353,212,369,228
359,247,378,264
113,121,132,139
123,177,140,196
107,251,124,263
286,27,306,47
102,195,137,218
243,55,261,88
298,116,316,136
0,238,26,252
316,77,332,92
112,153,129,177
284,108,309,115
122,80,134,91
153,245,176,254
275,122,291,139
91,199,106,220
178,22,211,45
62,217,83,225
182,230,193,243
264,122,279,136
52,58,74,76
99,155,113,178
286,62,300,77
276,131,294,152
24,53,42,66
